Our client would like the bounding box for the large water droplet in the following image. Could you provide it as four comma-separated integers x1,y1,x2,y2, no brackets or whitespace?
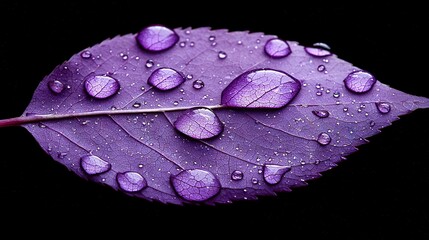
145,59,154,68
218,51,227,59
264,38,291,58
317,132,331,146
116,171,147,192
48,80,64,94
80,50,92,59
375,102,391,114
221,69,301,108
80,155,111,175
304,45,332,57
312,110,330,118
136,25,179,52
263,164,291,185
192,80,205,89
147,67,185,90
171,169,221,202
174,108,223,139
343,70,377,94
84,75,120,99
231,170,244,181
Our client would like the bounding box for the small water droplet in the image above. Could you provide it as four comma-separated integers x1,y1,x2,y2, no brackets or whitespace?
208,36,216,42
80,50,92,59
174,108,223,139
231,170,244,181
237,40,243,45
263,164,291,185
312,110,330,118
81,120,90,125
376,102,391,114
133,102,141,108
145,59,154,68
121,54,128,60
80,155,111,175
179,41,186,47
333,91,340,98
343,107,348,112
264,38,291,58
171,169,221,202
136,25,179,52
186,74,193,80
111,106,117,110
140,86,146,91
317,65,326,72
316,91,323,96
370,121,376,127
147,67,185,90
315,83,321,89
344,70,377,93
84,75,120,99
116,171,147,192
192,80,205,89
138,164,144,168
185,30,191,35
48,80,65,94
57,152,67,159
304,45,332,57
251,178,259,185
190,42,195,47
173,101,179,106
218,51,227,59
317,132,331,146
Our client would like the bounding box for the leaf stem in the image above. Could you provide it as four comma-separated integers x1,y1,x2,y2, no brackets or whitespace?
0,104,225,128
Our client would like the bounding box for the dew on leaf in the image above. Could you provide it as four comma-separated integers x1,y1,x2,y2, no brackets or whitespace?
80,155,111,175
136,25,179,52
218,51,227,59
174,108,223,139
147,67,185,90
263,164,291,185
251,178,259,185
333,91,340,98
221,69,301,108
312,110,330,118
132,102,141,108
48,80,64,94
80,50,92,59
208,36,216,42
84,75,120,99
264,38,291,58
116,171,147,192
179,41,186,47
376,102,391,114
344,70,377,94
192,80,205,89
171,169,221,202
145,59,154,68
317,132,331,146
304,46,332,57
231,170,244,181
317,65,326,72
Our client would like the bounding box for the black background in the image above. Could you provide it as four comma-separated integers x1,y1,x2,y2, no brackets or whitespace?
0,2,428,238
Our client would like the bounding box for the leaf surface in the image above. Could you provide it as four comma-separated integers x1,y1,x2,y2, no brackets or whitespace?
4,26,427,205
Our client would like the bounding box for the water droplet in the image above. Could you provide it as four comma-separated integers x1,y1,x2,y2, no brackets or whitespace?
171,169,221,202
179,41,186,47
333,91,340,98
231,170,244,181
192,80,205,89
208,35,216,42
48,80,64,94
304,46,332,57
344,70,377,94
121,54,128,60
116,171,147,192
80,155,111,175
145,59,154,68
343,107,348,112
84,75,120,99
174,108,223,139
57,152,67,159
376,102,391,114
147,67,185,90
317,132,331,146
133,102,141,108
136,25,179,52
186,74,193,80
189,42,195,47
370,121,376,127
315,83,321,89
185,30,191,35
237,40,243,45
80,50,92,59
312,110,330,118
313,42,331,50
316,91,323,96
251,178,259,185
221,69,301,108
264,38,291,58
317,65,326,72
138,164,143,168
263,164,291,185
218,51,227,59
173,101,179,106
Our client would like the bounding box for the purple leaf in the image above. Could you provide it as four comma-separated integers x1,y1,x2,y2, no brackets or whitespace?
0,25,428,205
